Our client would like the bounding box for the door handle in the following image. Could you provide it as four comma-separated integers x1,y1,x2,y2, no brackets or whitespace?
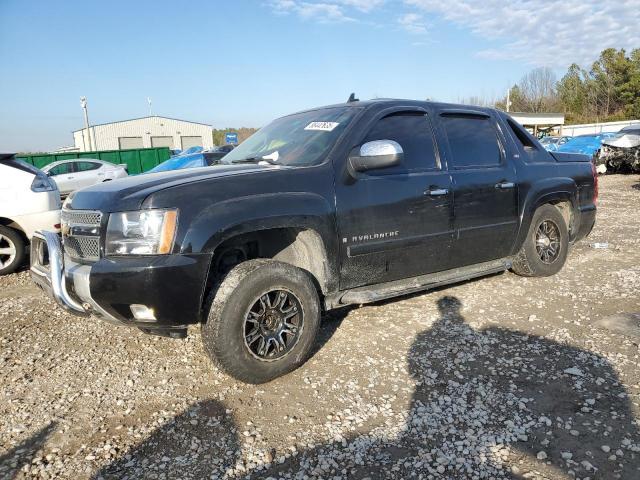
495,182,515,190
425,188,449,196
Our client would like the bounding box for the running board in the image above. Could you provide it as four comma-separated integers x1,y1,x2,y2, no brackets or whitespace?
339,259,511,306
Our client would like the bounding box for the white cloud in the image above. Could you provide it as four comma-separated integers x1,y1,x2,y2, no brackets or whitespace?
269,0,386,22
398,13,428,34
405,0,640,66
270,1,356,22
339,0,385,12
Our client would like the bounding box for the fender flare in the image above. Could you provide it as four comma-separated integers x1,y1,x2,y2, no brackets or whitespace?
181,192,338,293
513,178,578,253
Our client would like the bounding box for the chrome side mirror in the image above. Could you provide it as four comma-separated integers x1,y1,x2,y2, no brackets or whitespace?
348,140,403,173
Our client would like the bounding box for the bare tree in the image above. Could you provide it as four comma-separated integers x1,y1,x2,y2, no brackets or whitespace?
518,67,559,112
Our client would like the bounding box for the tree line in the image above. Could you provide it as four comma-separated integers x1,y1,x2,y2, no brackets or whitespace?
467,48,640,125
212,127,258,146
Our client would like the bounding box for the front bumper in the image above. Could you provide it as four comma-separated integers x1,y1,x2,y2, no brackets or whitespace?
30,231,212,335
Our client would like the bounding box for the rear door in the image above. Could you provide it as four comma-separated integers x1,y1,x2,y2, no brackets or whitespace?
438,110,519,266
335,108,454,289
73,161,103,189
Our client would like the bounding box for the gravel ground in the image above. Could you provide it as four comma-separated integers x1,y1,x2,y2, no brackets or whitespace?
1,174,640,480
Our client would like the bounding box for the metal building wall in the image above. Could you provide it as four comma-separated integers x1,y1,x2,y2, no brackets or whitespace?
560,119,640,136
73,116,213,152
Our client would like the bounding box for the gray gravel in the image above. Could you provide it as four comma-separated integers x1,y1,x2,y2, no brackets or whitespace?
1,174,640,480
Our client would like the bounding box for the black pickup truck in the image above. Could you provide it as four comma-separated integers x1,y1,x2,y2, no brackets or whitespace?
31,99,597,383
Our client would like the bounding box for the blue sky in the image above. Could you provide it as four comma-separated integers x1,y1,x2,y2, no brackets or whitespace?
1,0,638,152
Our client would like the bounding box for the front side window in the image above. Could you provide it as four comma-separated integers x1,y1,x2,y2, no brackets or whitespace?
361,112,438,175
442,115,502,168
48,162,74,176
221,107,358,167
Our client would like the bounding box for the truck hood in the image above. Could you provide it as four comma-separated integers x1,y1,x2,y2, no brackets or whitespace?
67,164,276,212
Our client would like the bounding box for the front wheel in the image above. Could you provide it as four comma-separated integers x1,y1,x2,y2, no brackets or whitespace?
0,226,25,276
202,259,321,384
511,204,569,277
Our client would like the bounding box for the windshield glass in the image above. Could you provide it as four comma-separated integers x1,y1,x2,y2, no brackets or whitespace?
221,107,358,167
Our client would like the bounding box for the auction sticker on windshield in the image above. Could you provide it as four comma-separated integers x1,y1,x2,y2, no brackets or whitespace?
304,122,340,132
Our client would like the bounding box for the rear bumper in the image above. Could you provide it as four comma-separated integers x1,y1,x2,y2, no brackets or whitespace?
13,209,60,239
575,205,596,242
30,231,212,334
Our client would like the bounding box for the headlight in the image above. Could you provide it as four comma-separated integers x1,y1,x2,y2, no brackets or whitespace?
106,209,178,255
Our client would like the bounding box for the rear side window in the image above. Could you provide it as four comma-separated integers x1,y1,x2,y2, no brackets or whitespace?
362,112,438,174
442,116,501,168
76,161,101,172
506,118,538,150
48,162,74,176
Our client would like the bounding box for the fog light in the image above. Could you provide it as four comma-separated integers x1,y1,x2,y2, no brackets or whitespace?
130,304,156,322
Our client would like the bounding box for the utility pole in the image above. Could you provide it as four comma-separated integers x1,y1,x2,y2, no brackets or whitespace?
148,97,152,117
80,96,94,152
506,88,512,113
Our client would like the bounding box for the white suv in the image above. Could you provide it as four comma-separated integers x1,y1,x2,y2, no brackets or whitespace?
0,154,61,275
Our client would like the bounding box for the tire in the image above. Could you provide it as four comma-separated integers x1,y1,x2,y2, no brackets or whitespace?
511,204,569,277
202,259,321,384
0,226,26,276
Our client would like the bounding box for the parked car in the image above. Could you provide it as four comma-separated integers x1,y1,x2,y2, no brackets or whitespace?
42,159,128,196
179,146,203,156
599,125,640,173
0,154,60,275
556,133,617,158
213,144,235,154
539,136,571,151
146,150,228,173
30,99,597,383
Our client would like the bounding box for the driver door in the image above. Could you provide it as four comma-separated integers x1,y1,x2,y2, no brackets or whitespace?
47,161,75,194
334,108,454,290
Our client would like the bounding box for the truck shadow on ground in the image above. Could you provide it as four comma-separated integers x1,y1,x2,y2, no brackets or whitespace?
0,422,57,479
94,296,640,479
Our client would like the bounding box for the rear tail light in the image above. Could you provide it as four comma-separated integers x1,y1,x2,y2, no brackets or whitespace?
591,162,598,205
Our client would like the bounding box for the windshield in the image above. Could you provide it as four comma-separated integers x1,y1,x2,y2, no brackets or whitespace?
616,127,640,137
221,107,358,167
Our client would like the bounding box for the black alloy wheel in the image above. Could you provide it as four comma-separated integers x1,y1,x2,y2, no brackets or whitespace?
243,289,304,361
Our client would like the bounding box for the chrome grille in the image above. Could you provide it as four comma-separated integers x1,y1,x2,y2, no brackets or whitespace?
61,209,102,261
64,236,101,260
61,209,102,226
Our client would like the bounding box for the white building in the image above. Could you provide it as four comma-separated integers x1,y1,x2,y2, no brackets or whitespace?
73,116,214,152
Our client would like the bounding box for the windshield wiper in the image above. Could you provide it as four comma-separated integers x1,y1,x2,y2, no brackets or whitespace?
230,155,279,165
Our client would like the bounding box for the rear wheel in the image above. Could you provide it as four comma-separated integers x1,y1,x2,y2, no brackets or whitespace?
202,259,321,384
511,204,569,277
0,226,26,276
